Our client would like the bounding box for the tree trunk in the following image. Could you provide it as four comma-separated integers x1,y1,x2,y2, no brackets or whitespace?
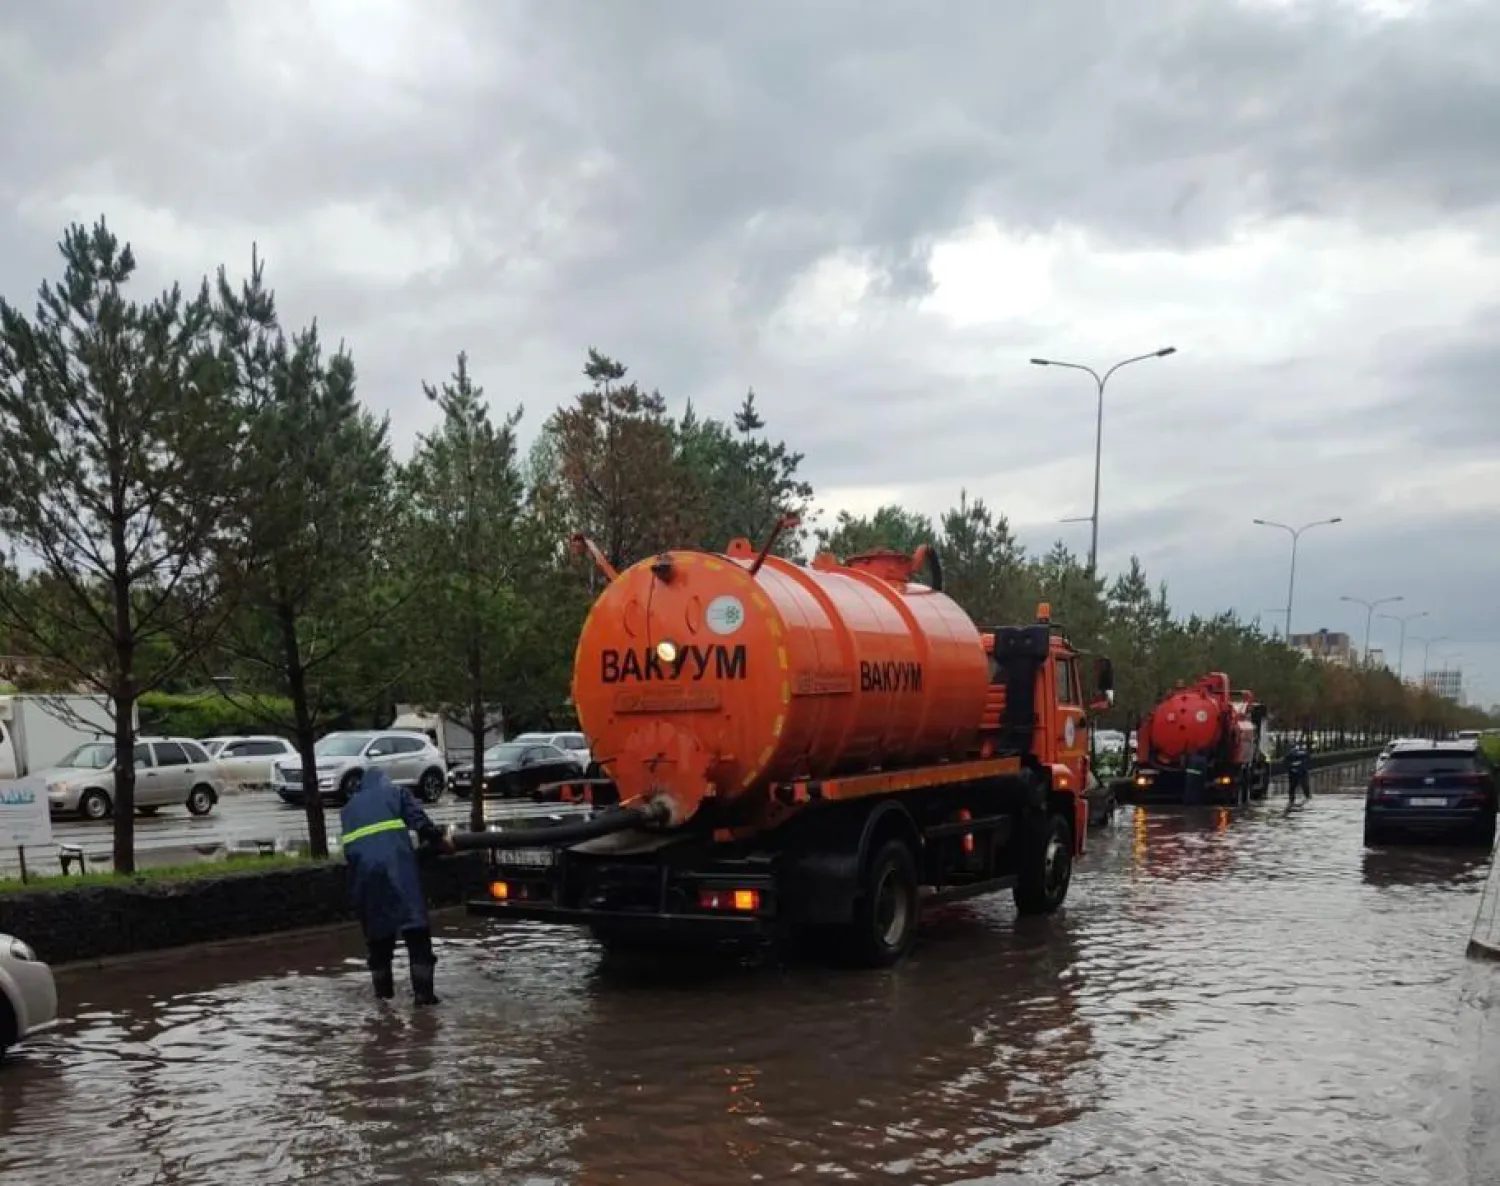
112,679,138,874
280,602,329,859
467,638,487,834
110,593,137,874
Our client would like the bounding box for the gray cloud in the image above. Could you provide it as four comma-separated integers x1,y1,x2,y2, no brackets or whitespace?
1,0,1498,701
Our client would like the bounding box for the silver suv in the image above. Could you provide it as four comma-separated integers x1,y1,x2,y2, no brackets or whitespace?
272,730,448,807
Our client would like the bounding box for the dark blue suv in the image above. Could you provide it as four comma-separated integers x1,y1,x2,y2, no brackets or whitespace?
1364,741,1497,849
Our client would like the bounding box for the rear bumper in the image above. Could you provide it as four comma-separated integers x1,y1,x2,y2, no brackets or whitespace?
466,850,778,942
466,897,768,940
1114,770,1243,806
1366,806,1489,835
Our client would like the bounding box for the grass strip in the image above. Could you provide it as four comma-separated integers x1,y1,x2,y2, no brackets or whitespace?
0,853,318,895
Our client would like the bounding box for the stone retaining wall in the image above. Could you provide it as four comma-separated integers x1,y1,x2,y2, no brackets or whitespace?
0,853,489,967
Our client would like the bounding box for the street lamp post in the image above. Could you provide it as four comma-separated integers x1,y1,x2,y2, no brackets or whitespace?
1377,609,1428,683
1030,347,1177,578
1339,594,1404,667
1251,517,1344,641
1412,635,1450,686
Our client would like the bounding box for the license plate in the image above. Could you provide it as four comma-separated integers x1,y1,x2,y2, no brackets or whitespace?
494,847,555,868
1408,797,1448,808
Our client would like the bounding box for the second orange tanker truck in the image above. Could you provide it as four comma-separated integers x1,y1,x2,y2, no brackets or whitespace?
456,517,1114,967
1115,672,1272,806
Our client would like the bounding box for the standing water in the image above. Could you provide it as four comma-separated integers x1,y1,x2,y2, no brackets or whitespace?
3,795,1498,1185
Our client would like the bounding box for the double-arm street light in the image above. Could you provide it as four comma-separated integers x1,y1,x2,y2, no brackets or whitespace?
1030,347,1177,577
1252,516,1343,640
1339,594,1403,667
1377,609,1428,683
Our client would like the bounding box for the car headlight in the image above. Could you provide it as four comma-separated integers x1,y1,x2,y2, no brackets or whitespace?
7,938,37,962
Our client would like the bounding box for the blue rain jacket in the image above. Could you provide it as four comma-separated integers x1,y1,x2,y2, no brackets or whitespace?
340,768,444,939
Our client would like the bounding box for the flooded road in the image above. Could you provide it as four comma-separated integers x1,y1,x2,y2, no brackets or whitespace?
4,794,1499,1185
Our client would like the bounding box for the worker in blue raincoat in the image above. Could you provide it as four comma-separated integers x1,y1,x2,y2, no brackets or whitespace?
1284,736,1312,808
340,767,455,1005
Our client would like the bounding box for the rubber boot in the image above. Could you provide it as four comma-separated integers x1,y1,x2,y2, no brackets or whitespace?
411,961,440,1006
370,966,395,1001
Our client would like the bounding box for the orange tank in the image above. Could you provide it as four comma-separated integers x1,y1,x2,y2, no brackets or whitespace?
570,539,991,825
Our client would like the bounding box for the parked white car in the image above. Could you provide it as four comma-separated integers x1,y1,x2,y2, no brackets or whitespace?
511,731,592,768
202,735,298,791
272,730,448,806
1,934,57,1059
43,737,225,820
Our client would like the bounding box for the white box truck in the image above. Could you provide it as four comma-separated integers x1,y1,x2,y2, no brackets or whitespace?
0,695,130,779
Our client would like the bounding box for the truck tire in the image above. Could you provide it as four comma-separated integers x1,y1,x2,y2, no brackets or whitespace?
1013,811,1072,916
846,837,920,968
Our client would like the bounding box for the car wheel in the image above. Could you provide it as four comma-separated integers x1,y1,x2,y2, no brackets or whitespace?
186,784,217,816
338,770,362,804
79,788,112,821
0,997,16,1060
418,768,444,803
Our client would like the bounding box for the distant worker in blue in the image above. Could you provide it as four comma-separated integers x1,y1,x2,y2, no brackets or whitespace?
340,767,456,1005
1284,735,1312,808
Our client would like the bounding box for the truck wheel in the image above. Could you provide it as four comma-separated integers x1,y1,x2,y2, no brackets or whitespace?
1014,811,1072,916
79,788,112,821
847,838,920,968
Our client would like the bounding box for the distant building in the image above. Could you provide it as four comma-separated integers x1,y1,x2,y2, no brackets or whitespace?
1289,630,1355,667
1367,647,1385,670
1425,669,1463,701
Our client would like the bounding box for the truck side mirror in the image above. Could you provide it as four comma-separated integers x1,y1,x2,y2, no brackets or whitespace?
1089,690,1115,713
1094,656,1114,694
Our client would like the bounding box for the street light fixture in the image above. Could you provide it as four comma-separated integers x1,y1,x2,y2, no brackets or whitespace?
1339,594,1404,667
1411,635,1450,686
1251,516,1344,640
1030,346,1177,578
1376,609,1428,683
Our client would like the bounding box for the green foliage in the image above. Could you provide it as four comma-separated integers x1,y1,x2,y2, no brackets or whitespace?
0,853,307,894
137,690,294,739
821,502,1496,736
0,218,243,871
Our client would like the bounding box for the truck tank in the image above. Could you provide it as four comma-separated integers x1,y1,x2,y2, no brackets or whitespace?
571,539,991,825
1138,672,1256,767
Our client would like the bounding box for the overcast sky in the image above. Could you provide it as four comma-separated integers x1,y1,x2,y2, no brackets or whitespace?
2,0,1496,705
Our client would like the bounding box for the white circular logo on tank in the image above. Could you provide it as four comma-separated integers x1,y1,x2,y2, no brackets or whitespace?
705,595,746,636
1195,710,1209,723
1064,716,1077,746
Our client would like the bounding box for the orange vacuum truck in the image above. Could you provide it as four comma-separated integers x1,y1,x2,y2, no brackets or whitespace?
455,516,1115,967
1115,672,1272,807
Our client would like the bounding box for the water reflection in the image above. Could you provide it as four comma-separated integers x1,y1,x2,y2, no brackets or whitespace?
1129,805,1241,882
1361,846,1492,891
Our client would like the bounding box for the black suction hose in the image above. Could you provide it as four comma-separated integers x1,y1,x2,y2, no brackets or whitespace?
446,802,666,852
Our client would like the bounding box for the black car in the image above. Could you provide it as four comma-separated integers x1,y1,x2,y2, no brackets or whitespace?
1364,741,1497,848
448,742,585,800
